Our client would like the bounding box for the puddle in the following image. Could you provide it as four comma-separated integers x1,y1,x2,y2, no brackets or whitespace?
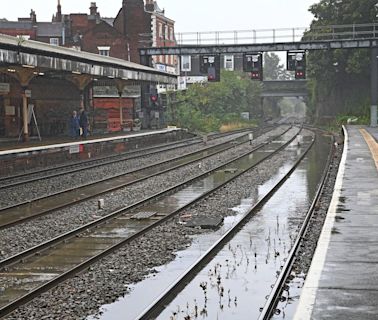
86,134,331,320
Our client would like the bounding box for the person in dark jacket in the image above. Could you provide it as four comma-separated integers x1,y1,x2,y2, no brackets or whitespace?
79,107,89,138
69,110,80,138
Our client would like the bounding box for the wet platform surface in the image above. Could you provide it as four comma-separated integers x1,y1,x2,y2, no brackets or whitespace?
0,128,179,155
294,125,378,320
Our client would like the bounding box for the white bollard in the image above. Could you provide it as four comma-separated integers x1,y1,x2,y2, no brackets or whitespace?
248,133,253,145
98,199,105,209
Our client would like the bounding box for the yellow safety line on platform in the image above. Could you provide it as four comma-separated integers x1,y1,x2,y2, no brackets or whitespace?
360,129,378,171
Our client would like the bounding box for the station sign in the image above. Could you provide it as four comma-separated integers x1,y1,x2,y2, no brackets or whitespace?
0,83,10,94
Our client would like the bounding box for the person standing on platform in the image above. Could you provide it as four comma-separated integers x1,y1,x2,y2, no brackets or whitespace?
79,107,89,138
69,110,80,138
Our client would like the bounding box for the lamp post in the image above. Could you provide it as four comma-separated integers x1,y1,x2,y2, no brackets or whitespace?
372,6,378,127
371,46,378,127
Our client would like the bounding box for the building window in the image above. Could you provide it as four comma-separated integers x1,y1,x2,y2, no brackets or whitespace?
50,38,59,46
165,25,169,40
181,55,191,72
159,23,163,38
224,55,234,71
98,46,111,56
170,27,174,41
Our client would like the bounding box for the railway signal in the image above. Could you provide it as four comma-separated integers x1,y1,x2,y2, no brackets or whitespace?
200,55,221,82
243,53,263,81
287,51,306,79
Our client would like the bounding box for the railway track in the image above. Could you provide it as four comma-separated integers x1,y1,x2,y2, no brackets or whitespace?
0,129,250,189
0,127,301,318
0,128,264,229
257,131,335,320
135,131,316,320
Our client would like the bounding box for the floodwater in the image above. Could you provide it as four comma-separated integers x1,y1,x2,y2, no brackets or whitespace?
87,132,330,320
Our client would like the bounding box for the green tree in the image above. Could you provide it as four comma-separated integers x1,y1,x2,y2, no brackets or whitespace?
173,70,261,133
306,0,376,122
263,52,292,80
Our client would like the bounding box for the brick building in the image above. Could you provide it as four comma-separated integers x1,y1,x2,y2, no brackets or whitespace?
0,1,178,136
0,9,65,46
145,0,177,74
113,0,152,64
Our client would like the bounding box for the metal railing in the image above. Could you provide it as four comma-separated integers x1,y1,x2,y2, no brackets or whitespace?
171,23,378,46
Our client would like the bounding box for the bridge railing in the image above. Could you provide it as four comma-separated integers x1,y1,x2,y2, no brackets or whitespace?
172,23,378,46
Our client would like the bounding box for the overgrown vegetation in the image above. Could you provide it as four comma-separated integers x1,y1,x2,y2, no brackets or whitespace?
306,0,376,124
168,71,261,133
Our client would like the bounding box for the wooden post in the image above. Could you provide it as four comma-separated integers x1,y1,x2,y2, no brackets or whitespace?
22,88,29,142
118,91,123,131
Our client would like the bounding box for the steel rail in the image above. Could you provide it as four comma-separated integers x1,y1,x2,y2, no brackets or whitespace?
0,137,200,188
0,128,300,318
0,129,251,188
0,129,261,229
137,132,315,320
0,127,292,268
257,131,335,320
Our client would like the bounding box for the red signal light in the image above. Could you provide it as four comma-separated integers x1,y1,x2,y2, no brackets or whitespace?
150,94,158,102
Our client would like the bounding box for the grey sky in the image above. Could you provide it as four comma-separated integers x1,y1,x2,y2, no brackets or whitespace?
1,0,318,32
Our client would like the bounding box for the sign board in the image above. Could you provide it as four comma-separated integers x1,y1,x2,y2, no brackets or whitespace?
93,85,141,98
25,90,32,98
241,112,250,120
181,55,191,72
166,66,177,74
69,145,80,154
5,106,15,116
155,64,167,72
178,76,187,91
0,83,10,94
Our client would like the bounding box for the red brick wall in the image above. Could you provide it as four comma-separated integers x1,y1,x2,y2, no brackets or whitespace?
80,21,128,60
113,0,152,64
0,28,36,40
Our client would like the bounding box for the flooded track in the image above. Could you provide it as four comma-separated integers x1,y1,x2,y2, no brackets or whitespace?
88,131,332,320
0,130,256,229
0,127,300,318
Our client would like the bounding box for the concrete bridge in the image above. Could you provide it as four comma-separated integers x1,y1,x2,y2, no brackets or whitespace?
261,80,308,98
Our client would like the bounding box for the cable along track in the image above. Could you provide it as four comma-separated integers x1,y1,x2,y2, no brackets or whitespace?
0,127,300,318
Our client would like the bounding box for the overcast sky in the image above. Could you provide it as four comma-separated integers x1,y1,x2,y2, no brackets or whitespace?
1,0,318,32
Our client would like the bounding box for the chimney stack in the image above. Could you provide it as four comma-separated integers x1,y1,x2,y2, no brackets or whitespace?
56,0,62,22
30,9,37,24
145,0,154,12
90,2,98,16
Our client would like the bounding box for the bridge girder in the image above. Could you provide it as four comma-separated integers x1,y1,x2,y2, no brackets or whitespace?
140,39,378,56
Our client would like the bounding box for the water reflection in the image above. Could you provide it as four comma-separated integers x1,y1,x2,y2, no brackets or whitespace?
87,133,330,320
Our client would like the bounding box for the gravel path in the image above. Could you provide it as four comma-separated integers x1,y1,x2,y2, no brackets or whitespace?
4,127,311,320
0,126,290,260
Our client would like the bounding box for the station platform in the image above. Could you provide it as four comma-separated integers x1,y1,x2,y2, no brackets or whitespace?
0,128,180,156
294,125,378,320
